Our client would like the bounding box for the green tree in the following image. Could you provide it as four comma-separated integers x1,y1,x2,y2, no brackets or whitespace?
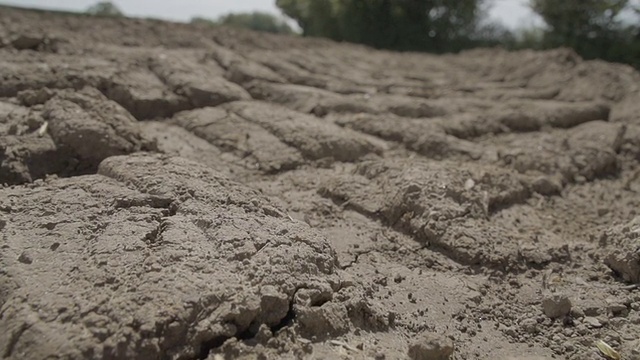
530,0,640,67
192,12,293,34
512,27,545,50
276,0,487,53
531,0,627,48
86,1,124,17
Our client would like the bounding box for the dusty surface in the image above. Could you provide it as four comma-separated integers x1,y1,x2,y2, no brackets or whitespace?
2,5,640,360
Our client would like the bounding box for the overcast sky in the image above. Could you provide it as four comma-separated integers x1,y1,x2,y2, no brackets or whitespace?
0,0,540,29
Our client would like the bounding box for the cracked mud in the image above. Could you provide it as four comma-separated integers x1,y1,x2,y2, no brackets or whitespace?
2,5,640,360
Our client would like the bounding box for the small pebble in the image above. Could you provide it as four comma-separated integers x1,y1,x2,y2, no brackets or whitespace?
583,316,602,328
520,318,538,334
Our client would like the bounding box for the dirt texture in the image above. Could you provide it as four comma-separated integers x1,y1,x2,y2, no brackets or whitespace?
2,6,640,360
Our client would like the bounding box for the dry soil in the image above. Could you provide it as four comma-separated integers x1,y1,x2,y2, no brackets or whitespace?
1,6,640,360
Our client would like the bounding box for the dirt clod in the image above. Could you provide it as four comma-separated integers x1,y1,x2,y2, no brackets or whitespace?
408,332,454,360
602,217,640,283
17,251,32,264
583,316,603,328
542,293,572,319
10,34,45,50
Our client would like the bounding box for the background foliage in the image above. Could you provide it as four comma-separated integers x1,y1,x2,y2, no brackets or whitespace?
275,0,640,68
529,0,640,68
85,1,640,69
192,11,293,34
86,1,124,17
276,0,489,52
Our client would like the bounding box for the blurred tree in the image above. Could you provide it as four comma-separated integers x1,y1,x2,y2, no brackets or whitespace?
217,12,294,34
472,21,518,48
276,0,488,53
531,0,627,49
190,17,217,26
191,12,293,34
511,27,546,50
530,0,640,67
86,1,124,17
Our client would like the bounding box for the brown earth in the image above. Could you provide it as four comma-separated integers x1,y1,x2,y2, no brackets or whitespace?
1,5,640,360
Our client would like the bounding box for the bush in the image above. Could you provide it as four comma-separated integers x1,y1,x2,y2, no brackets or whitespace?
192,12,294,34
86,1,124,17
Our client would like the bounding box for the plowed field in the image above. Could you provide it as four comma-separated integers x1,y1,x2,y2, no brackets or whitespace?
1,6,640,360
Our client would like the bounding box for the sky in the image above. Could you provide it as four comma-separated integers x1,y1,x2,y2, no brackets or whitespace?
0,0,540,29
